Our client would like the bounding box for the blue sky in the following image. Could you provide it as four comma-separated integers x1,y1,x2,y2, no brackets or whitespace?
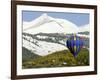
22,11,89,27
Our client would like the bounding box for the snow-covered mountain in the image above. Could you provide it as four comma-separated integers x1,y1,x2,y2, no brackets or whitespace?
77,24,90,38
22,13,90,56
23,13,79,34
78,24,90,32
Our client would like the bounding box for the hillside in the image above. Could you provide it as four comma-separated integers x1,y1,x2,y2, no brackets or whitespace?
22,48,89,69
22,47,41,62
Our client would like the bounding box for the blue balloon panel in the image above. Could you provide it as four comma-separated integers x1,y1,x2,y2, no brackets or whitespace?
66,34,84,57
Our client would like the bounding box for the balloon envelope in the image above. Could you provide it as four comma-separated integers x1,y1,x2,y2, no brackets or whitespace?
66,34,84,57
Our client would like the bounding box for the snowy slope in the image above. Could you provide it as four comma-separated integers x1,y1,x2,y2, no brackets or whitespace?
23,21,65,34
22,33,67,56
23,13,53,30
23,39,67,56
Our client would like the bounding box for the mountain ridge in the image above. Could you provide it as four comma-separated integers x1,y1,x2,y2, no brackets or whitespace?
23,13,79,34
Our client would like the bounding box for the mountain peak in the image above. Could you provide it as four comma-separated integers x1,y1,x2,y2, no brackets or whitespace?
41,13,48,17
40,13,50,21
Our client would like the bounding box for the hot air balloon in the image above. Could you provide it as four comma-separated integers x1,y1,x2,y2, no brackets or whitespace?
66,34,84,57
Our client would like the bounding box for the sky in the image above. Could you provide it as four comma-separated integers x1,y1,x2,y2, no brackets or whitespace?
22,11,89,27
